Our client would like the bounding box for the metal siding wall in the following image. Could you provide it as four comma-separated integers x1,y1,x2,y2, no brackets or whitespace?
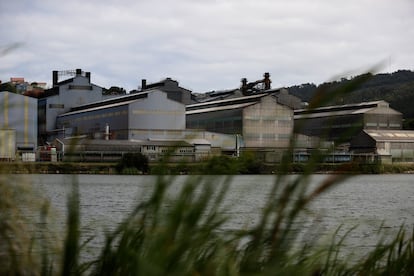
243,96,293,148
0,130,15,159
57,105,129,138
186,109,243,134
0,92,37,150
295,114,363,141
129,91,186,130
45,76,103,133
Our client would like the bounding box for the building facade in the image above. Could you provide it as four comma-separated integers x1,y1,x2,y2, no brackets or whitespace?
0,91,37,157
139,78,192,105
186,94,294,149
57,90,186,140
350,129,414,163
38,69,103,144
294,100,403,143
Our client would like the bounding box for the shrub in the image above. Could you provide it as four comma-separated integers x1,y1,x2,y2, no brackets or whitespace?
116,152,149,174
201,155,239,174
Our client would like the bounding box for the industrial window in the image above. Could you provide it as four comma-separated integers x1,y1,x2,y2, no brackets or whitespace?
68,85,93,90
49,104,64,108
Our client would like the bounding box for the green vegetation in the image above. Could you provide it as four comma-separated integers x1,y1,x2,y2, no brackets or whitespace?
198,153,263,175
116,152,149,174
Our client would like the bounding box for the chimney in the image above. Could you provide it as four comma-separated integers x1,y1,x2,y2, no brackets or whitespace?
52,70,58,86
263,72,271,90
141,79,147,90
85,72,91,82
76,68,82,76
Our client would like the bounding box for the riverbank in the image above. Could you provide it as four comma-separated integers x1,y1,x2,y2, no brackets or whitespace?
1,161,414,174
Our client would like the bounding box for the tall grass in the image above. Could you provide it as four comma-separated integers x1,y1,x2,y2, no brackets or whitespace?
1,70,414,275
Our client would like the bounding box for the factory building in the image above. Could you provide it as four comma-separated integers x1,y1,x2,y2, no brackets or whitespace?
55,89,237,161
53,138,206,163
57,90,185,139
186,93,294,150
350,130,414,163
0,91,37,160
38,69,103,144
139,77,193,105
294,100,403,143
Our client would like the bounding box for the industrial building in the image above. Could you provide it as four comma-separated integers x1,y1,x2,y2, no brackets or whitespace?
0,91,37,160
57,90,186,140
186,93,295,162
54,88,237,161
53,138,211,163
3,67,414,165
350,130,414,163
38,69,103,144
191,72,303,109
139,77,193,105
294,100,403,143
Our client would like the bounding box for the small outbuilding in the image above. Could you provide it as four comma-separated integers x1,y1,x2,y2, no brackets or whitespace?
350,130,414,163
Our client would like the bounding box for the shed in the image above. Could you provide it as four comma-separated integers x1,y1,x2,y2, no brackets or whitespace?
350,130,414,163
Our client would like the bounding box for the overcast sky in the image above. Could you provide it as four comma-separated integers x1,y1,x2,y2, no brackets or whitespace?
1,0,413,92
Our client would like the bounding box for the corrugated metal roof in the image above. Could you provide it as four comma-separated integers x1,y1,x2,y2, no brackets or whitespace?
70,90,149,112
187,93,267,109
294,100,386,114
60,138,192,147
58,99,136,117
364,130,414,142
294,108,374,119
186,102,256,115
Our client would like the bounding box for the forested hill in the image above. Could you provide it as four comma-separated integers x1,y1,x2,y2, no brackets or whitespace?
288,70,414,127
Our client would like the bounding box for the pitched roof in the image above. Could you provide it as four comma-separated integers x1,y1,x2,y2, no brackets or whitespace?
363,130,414,142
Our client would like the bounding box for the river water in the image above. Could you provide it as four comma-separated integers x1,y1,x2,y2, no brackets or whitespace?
12,174,414,260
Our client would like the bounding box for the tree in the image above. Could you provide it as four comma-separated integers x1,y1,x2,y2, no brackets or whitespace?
116,152,149,174
103,86,126,95
0,82,17,93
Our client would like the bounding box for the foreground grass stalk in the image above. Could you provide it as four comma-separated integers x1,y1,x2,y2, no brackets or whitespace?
62,176,80,275
2,68,414,275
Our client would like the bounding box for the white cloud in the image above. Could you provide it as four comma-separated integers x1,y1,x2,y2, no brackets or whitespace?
1,0,413,92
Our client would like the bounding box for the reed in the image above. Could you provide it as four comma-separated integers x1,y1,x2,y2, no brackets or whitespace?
1,70,413,275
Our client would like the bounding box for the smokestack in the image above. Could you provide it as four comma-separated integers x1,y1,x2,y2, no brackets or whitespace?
241,78,248,95
263,72,271,90
141,79,147,90
85,72,91,82
52,71,58,86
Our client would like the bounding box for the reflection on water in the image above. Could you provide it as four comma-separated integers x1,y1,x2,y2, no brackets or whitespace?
21,174,414,259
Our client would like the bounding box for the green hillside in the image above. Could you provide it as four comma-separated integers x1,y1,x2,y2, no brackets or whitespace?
288,70,414,129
